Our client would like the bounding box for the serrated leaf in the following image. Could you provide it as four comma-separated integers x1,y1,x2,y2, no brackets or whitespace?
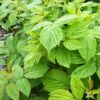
6,83,19,100
56,47,71,68
54,14,77,26
71,74,85,100
48,49,56,63
79,34,96,61
24,62,49,79
42,69,70,92
66,21,89,39
49,89,75,100
32,21,52,31
16,78,31,97
48,47,71,68
24,52,41,68
74,61,96,78
40,26,63,52
71,51,84,64
64,39,82,50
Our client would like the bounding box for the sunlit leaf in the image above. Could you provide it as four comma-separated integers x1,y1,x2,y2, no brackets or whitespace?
49,89,75,100
42,69,70,92
40,25,63,52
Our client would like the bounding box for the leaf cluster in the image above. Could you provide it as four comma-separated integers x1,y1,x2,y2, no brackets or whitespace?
0,0,100,100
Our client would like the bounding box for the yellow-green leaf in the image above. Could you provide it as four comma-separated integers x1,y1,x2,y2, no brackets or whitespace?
40,26,63,52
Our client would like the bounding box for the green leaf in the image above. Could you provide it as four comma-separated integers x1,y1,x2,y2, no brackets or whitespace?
66,2,76,14
5,35,14,51
0,73,8,85
32,21,52,31
74,61,96,78
54,14,77,26
12,65,23,80
40,26,63,52
56,47,71,68
49,89,75,100
6,83,19,100
71,51,84,64
24,62,49,79
42,69,70,92
0,47,9,55
48,49,56,63
0,40,8,55
97,93,100,100
0,85,4,100
64,39,82,50
16,78,31,97
96,66,100,79
17,39,26,55
24,52,41,68
23,21,33,33
71,74,85,100
66,20,89,39
79,34,96,61
48,47,71,68
2,92,10,100
46,8,60,21
8,12,17,26
0,41,4,47
92,26,100,39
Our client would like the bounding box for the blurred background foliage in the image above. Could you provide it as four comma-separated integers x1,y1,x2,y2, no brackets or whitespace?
88,0,100,3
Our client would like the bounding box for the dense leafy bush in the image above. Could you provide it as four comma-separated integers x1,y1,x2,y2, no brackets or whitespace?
0,0,100,100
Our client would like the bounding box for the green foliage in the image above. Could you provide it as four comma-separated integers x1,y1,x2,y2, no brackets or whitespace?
48,47,71,68
49,89,75,100
49,74,85,100
64,39,82,50
71,74,85,100
79,34,97,62
42,69,70,92
40,25,63,52
16,78,31,97
0,0,100,100
74,60,96,78
24,61,49,79
6,83,19,100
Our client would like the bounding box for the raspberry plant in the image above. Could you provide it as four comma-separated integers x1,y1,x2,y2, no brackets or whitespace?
0,0,100,100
